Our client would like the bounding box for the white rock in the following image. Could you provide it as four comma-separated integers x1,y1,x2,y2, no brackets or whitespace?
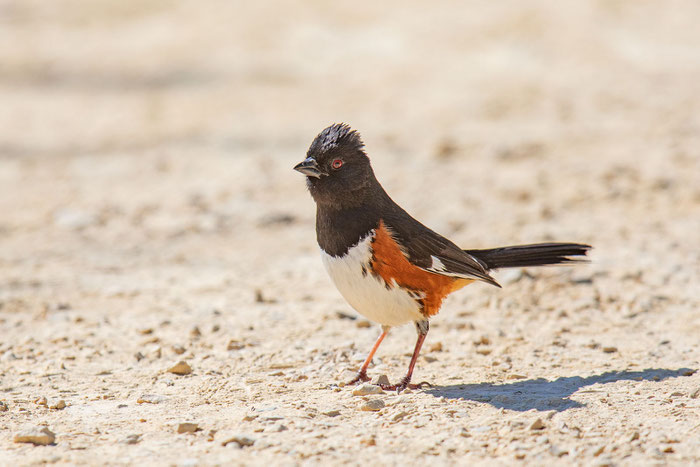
137,394,166,404
14,427,56,445
123,434,141,445
361,399,385,411
352,384,384,396
530,418,545,430
222,434,255,447
177,423,199,434
371,374,391,386
50,400,66,410
168,361,192,375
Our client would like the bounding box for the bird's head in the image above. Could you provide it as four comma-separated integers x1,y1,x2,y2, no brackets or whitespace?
294,123,376,206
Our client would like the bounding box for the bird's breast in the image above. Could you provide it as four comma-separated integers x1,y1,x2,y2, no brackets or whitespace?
319,222,470,326
320,231,425,326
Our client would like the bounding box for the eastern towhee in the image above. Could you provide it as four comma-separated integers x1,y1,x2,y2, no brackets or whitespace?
295,123,591,391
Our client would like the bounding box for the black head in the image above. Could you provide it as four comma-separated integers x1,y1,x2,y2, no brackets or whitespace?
294,124,377,206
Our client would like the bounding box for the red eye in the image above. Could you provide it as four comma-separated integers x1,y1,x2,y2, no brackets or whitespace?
331,159,343,169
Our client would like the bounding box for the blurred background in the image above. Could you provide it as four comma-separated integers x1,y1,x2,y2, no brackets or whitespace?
1,1,699,464
1,0,698,300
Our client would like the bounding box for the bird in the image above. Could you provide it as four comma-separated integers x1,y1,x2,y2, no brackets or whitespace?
294,123,591,391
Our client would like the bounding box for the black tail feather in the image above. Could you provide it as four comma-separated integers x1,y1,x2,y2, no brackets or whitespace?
466,243,591,270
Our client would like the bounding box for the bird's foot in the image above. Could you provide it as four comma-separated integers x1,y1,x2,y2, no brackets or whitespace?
346,371,371,386
379,379,432,393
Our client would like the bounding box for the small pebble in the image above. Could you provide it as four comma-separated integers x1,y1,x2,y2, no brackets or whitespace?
35,396,48,407
361,399,385,411
50,400,66,410
137,394,166,404
356,320,371,328
221,434,255,447
14,427,56,446
371,375,390,386
123,434,141,445
227,340,245,351
168,361,192,375
474,335,491,345
322,410,341,417
172,345,186,355
392,411,408,422
255,289,277,303
602,346,617,353
530,418,545,430
177,423,199,434
360,436,376,446
0,401,8,412
352,384,384,396
149,347,162,359
335,310,356,320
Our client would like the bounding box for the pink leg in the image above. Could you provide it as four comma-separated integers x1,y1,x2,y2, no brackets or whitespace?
347,327,389,385
380,320,432,392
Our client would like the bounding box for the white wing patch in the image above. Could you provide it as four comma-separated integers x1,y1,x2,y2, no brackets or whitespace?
424,254,483,280
429,255,446,271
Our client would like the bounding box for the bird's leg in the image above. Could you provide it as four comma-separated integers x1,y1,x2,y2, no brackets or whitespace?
380,320,432,392
347,325,390,385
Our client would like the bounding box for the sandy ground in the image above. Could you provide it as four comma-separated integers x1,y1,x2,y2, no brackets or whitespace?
1,1,700,465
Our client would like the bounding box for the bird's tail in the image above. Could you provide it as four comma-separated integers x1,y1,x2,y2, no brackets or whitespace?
466,243,591,270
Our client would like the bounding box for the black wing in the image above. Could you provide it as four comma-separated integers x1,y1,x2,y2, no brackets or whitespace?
381,210,501,288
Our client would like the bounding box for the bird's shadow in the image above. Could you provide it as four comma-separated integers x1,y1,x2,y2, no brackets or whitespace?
424,368,695,412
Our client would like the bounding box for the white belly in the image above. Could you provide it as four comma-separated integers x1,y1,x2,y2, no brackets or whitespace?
320,233,424,327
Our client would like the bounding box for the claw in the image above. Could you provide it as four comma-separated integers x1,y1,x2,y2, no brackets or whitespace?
378,380,432,393
346,371,371,386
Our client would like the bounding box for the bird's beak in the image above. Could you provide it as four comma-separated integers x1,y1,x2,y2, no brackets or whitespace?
293,157,324,178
